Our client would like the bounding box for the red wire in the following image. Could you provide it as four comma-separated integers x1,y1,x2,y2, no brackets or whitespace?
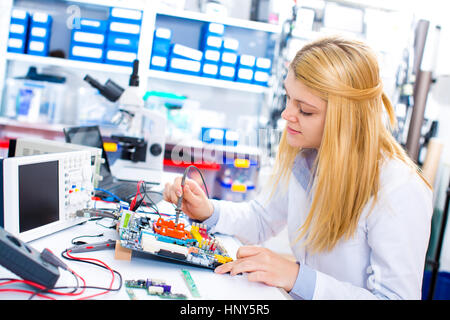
0,288,55,300
65,250,115,300
130,180,144,211
0,251,115,300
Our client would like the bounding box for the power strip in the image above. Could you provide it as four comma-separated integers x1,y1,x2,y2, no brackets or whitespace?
0,227,60,288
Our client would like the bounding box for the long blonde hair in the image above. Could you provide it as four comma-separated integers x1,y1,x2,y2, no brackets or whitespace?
271,36,431,253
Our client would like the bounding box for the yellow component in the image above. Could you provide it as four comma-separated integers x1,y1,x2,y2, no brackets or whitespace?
231,183,247,193
215,254,233,264
234,158,250,168
190,226,203,247
103,142,118,152
75,188,79,192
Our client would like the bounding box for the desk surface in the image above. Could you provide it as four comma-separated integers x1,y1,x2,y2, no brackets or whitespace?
0,173,288,300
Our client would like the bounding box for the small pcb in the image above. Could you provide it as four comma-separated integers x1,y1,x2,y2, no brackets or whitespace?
181,269,201,298
125,278,187,300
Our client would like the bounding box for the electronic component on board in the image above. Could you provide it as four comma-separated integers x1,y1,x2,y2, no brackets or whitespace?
117,207,233,270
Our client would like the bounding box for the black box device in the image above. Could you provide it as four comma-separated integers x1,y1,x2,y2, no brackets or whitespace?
0,226,60,288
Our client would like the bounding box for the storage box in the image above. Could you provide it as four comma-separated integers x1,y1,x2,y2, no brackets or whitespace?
107,33,139,52
213,157,258,202
108,21,141,37
170,44,203,61
152,28,171,56
201,127,225,145
218,65,235,81
220,51,237,66
202,22,225,37
9,22,28,40
238,54,256,69
27,39,49,56
214,180,255,202
201,35,223,51
203,49,221,64
71,30,106,48
235,67,254,84
27,12,52,56
253,70,270,86
109,7,142,25
7,37,26,54
8,9,29,54
10,8,29,25
30,12,52,28
168,57,201,76
104,49,137,66
150,55,168,71
200,127,238,145
201,63,218,78
255,57,271,72
69,45,104,63
77,18,108,34
222,37,239,52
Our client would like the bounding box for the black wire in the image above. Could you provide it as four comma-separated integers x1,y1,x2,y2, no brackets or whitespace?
26,249,123,300
27,270,80,300
71,233,104,245
60,250,122,291
182,165,210,199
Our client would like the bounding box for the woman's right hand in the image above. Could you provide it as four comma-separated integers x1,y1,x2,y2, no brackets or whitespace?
163,176,214,222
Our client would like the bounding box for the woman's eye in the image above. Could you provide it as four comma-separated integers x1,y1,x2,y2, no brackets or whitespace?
299,109,313,116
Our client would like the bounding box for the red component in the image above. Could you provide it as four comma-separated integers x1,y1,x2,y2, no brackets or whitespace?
163,159,221,171
153,217,192,240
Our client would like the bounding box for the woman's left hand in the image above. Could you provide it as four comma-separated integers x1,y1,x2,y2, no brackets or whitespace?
214,246,300,292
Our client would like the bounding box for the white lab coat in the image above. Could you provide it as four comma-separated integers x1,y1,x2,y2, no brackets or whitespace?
209,155,433,299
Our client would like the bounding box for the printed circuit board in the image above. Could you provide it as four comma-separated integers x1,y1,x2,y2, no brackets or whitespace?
118,209,233,269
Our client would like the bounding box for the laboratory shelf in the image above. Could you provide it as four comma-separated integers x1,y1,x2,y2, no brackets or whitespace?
5,52,132,75
156,8,282,34
147,69,269,93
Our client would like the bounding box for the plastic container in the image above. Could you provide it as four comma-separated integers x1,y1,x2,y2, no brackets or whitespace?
213,158,259,201
2,78,66,123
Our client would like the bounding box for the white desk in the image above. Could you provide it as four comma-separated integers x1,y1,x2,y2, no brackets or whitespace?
0,172,289,300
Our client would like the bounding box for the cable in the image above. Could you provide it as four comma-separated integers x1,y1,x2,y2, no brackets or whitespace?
94,187,125,203
61,249,122,300
175,165,210,225
71,233,105,245
0,249,123,300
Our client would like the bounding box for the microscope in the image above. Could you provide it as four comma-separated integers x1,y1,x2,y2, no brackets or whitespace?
84,60,166,184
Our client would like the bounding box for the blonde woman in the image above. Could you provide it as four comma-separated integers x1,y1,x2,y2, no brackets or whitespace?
163,36,433,299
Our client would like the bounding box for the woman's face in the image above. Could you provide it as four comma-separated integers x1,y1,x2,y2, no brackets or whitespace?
281,69,327,149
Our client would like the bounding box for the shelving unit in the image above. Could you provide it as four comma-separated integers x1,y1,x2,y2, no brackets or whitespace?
147,69,268,93
5,52,132,75
156,8,282,34
0,0,280,162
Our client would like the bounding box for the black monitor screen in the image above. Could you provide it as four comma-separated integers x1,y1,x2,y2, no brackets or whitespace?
18,161,59,233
